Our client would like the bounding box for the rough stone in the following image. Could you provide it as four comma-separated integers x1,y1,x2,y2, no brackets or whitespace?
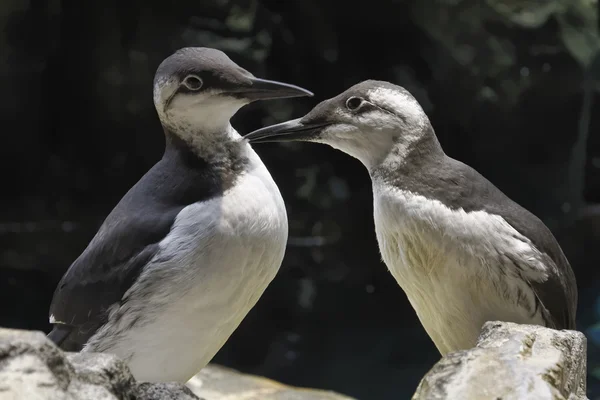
0,327,354,400
0,327,196,400
412,321,588,400
187,364,356,399
67,352,138,399
0,328,75,400
138,382,202,400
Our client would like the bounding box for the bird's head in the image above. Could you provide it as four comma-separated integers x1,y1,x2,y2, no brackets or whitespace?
244,80,434,170
153,47,313,134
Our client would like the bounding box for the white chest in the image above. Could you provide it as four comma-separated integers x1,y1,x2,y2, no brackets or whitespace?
86,154,288,382
372,185,546,355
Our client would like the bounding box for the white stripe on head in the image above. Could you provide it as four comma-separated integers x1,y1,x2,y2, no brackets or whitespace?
367,87,428,133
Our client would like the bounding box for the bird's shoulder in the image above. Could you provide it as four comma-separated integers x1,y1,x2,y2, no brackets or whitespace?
427,157,566,258
49,147,228,349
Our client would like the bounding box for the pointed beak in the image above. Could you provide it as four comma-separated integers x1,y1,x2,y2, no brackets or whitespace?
244,118,331,143
235,78,313,101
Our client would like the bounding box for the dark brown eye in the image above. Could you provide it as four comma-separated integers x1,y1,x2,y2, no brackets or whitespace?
346,96,363,111
182,75,203,91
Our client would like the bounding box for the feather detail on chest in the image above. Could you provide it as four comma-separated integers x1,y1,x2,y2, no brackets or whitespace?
82,152,288,382
373,185,550,282
372,184,551,354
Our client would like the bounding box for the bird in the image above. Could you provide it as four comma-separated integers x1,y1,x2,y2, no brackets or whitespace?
243,80,578,356
47,47,313,382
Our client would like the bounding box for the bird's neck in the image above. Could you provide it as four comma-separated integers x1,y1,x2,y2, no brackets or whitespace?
165,122,243,158
163,124,250,180
370,125,445,187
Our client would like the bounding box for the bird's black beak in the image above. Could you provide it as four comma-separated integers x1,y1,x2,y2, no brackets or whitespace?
244,118,331,143
235,78,313,101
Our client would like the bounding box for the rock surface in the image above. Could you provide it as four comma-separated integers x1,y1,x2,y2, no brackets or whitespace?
0,327,355,400
187,364,356,400
0,323,591,399
412,321,588,400
0,327,193,400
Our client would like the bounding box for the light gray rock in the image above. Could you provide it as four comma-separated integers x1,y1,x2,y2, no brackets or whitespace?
66,352,139,399
0,327,353,400
187,364,356,400
0,328,75,400
0,327,197,400
1,324,587,400
412,321,588,400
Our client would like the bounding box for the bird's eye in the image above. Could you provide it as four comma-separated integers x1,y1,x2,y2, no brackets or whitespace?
346,96,364,111
182,75,203,91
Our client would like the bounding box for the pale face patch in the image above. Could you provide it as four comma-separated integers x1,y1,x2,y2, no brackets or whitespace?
313,122,398,170
153,78,250,161
165,92,248,135
313,86,431,171
153,75,249,135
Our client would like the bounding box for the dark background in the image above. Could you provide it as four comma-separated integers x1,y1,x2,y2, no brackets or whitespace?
1,1,599,399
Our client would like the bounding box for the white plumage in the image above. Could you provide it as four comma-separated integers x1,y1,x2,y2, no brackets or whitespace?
85,140,287,382
373,184,547,354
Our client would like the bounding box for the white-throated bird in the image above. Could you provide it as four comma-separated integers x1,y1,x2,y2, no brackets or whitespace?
244,80,577,355
47,47,313,382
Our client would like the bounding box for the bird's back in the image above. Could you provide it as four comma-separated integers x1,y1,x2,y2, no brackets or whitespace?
428,156,576,329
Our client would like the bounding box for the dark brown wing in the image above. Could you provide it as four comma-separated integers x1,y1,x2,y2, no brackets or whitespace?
48,135,225,350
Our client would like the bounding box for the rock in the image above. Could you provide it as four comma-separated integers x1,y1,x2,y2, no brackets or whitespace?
412,321,588,400
0,328,75,400
0,327,354,400
0,327,197,400
66,352,138,399
187,364,356,399
138,382,201,400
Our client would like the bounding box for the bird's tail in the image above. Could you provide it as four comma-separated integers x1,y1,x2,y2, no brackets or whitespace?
47,325,71,346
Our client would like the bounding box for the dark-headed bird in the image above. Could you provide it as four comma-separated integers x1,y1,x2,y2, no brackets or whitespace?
47,47,312,382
